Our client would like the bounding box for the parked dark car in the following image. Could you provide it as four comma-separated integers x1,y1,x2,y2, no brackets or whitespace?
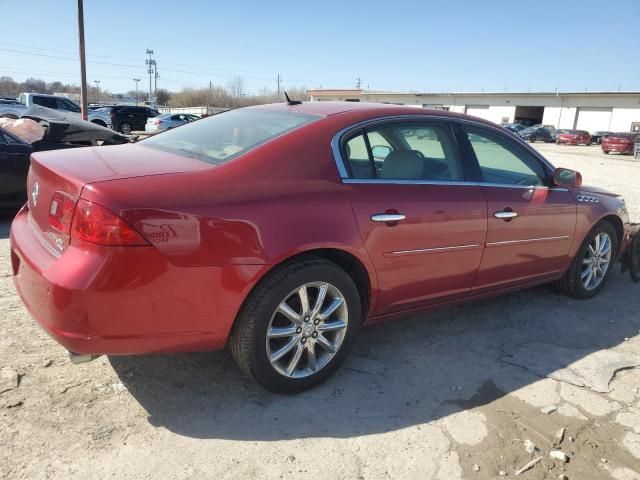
591,131,613,145
0,106,128,213
601,132,640,155
502,123,527,133
0,126,32,212
518,126,554,143
107,106,160,134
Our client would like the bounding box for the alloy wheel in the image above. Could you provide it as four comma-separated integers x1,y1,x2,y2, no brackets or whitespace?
581,232,612,290
266,281,349,378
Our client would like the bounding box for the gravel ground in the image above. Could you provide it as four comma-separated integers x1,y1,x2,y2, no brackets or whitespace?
1,144,639,480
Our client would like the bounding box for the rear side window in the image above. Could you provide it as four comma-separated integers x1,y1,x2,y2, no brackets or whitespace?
32,96,57,109
140,109,319,165
344,122,463,181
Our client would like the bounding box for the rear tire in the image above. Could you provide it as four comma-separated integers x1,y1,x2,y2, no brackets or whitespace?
603,150,610,154
230,256,362,394
529,136,536,143
555,221,617,299
119,122,132,134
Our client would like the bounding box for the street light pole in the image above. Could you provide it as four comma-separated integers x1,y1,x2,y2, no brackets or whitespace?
77,0,88,120
133,78,140,104
94,80,100,104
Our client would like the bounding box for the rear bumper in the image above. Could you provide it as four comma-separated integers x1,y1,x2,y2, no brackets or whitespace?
602,144,633,153
10,208,263,355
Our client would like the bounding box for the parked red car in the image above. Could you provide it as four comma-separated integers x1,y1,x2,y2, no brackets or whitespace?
556,129,592,146
10,102,633,393
601,132,640,154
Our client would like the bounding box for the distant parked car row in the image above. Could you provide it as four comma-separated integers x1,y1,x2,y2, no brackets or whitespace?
501,122,639,155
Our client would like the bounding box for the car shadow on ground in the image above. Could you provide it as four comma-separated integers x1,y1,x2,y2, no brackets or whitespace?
110,272,640,441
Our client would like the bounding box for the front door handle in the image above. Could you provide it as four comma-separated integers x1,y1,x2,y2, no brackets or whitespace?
494,211,518,220
371,213,406,223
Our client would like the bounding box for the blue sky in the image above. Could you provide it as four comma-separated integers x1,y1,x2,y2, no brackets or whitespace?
1,0,638,94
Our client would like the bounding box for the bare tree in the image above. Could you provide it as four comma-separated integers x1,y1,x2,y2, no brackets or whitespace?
227,76,246,102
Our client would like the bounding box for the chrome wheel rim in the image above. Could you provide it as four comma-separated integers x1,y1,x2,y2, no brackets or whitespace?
266,282,348,379
581,232,612,290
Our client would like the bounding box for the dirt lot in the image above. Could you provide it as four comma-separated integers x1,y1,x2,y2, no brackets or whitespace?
1,144,639,480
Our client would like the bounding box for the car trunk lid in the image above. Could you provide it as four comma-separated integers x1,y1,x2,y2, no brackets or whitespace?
26,144,211,252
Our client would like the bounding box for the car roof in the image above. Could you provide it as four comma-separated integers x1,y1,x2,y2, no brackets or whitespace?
250,101,488,123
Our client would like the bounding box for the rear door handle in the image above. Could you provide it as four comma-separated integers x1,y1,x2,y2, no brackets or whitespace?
371,213,406,223
494,211,518,219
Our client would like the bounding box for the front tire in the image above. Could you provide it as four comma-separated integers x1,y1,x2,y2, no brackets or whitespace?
230,257,362,394
556,221,617,299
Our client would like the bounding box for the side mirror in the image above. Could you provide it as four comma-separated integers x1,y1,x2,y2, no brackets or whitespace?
371,145,391,160
553,167,582,188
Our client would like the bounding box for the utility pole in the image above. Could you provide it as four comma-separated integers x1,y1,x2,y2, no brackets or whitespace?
154,62,159,101
208,80,212,108
77,0,88,120
94,80,101,103
133,78,140,104
276,74,282,95
356,77,362,89
145,49,155,104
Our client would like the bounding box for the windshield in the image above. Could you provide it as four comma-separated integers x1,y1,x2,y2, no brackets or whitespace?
521,127,537,134
140,108,319,165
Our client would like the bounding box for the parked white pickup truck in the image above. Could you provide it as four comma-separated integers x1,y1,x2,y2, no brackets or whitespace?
0,93,111,128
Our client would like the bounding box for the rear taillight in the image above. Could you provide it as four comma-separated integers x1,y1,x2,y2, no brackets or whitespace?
152,119,161,125
48,191,76,233
71,199,148,246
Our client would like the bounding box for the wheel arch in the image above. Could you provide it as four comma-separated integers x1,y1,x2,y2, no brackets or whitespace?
90,119,106,127
234,247,376,332
599,214,625,256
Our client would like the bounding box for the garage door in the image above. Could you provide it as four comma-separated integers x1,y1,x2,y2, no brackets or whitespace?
575,108,612,132
465,106,491,121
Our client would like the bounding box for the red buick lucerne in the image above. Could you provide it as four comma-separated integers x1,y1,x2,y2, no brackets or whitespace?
10,101,633,393
556,129,592,146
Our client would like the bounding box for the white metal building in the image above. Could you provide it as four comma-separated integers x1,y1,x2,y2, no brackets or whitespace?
308,89,640,133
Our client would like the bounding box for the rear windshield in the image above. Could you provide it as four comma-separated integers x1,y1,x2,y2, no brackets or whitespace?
140,108,319,165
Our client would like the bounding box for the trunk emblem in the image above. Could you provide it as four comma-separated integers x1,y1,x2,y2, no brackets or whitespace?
32,182,40,206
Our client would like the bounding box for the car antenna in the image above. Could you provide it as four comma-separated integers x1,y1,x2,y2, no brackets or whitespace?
284,91,302,106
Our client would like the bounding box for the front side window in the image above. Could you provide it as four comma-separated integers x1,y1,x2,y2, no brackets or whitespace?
463,126,547,186
141,108,319,165
343,122,463,181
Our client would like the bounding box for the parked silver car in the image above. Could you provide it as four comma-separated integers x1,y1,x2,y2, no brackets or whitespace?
145,113,199,133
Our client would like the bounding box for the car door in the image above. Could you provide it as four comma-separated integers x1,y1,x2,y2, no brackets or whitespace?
458,123,577,292
341,119,487,315
0,129,32,209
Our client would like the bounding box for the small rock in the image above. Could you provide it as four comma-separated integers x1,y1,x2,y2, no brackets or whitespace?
541,405,558,415
600,458,608,463
555,427,566,444
41,359,52,368
549,450,570,463
524,439,536,453
499,471,507,476
6,400,23,408
0,368,20,395
569,436,575,442
472,464,480,472
558,475,568,480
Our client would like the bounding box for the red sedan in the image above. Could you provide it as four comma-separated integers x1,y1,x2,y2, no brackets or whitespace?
601,132,640,154
556,129,592,146
10,102,633,393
